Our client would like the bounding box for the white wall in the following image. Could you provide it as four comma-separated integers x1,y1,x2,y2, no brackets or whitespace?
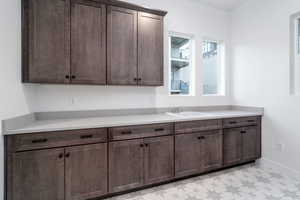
31,0,231,112
231,0,300,173
0,0,231,198
0,0,36,198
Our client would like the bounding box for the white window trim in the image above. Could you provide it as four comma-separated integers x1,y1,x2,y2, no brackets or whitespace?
168,31,195,96
290,12,300,96
202,38,226,96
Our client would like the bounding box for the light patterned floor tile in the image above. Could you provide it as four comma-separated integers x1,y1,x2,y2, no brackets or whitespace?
107,163,300,200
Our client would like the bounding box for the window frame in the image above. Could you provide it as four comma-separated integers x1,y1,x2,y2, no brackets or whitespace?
168,31,195,96
202,38,226,96
290,12,300,96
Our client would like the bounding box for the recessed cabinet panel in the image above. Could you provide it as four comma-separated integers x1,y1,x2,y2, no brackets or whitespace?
107,6,138,85
11,149,65,200
24,0,70,83
144,136,174,185
138,12,164,86
242,126,258,161
175,133,202,178
223,128,243,166
109,139,144,193
65,143,108,200
202,131,223,171
71,0,106,84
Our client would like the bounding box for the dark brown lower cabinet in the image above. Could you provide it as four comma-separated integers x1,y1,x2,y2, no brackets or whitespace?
175,130,223,178
109,136,174,193
202,131,223,171
175,133,202,178
223,128,242,166
10,143,108,200
11,149,65,200
65,143,107,200
223,126,259,166
144,136,174,185
242,126,258,161
109,139,144,193
6,118,262,200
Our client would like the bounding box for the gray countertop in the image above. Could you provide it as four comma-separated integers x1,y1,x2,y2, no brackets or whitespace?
3,110,263,135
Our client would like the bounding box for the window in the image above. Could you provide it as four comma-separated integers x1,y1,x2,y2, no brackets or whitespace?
290,13,300,95
202,40,225,95
169,33,194,95
298,18,300,55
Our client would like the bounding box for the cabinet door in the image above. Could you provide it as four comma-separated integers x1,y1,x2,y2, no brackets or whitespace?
109,139,144,193
223,128,242,166
242,127,258,161
71,0,106,84
138,12,164,86
107,6,138,85
175,133,202,178
201,131,223,171
25,0,70,83
12,149,65,200
65,143,107,200
144,136,174,185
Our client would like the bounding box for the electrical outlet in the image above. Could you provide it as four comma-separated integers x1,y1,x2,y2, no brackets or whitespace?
70,97,77,105
275,143,285,152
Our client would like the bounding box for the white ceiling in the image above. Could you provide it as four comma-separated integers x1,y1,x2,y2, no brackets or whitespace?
196,0,247,11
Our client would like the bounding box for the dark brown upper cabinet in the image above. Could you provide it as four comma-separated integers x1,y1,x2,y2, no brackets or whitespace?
70,0,107,85
138,12,164,86
22,0,70,84
107,6,138,85
22,0,167,86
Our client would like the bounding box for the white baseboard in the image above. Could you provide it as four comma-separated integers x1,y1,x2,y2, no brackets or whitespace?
257,157,300,180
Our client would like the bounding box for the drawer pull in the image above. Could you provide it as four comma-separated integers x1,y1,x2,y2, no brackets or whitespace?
197,136,205,140
65,153,70,158
121,131,132,135
155,128,165,132
58,153,64,159
241,131,247,134
32,139,48,144
140,144,144,148
229,121,237,124
80,135,93,139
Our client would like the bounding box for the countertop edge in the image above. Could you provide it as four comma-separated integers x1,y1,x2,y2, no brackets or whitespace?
3,112,263,135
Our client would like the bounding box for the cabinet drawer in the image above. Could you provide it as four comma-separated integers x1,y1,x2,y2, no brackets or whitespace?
223,117,258,128
175,120,222,134
109,123,173,141
8,128,107,152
